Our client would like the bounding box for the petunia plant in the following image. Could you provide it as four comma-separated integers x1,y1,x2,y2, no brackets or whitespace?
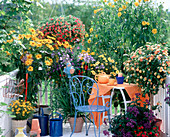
104,93,160,137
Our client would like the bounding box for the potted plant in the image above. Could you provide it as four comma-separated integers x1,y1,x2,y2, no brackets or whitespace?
124,43,169,104
8,99,35,134
103,93,160,137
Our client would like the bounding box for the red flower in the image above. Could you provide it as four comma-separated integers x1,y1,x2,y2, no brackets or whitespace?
51,18,53,21
153,127,157,130
84,65,88,70
149,132,152,135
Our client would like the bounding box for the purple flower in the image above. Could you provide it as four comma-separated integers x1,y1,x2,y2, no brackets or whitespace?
144,121,151,129
126,122,134,128
135,93,141,97
103,130,110,136
126,132,133,137
104,119,107,125
145,99,150,105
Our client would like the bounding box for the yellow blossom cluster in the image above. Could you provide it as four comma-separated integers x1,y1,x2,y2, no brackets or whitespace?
5,28,73,72
8,99,35,120
91,53,118,76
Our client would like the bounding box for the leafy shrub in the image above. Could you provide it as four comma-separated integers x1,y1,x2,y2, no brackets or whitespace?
85,0,169,70
124,43,169,96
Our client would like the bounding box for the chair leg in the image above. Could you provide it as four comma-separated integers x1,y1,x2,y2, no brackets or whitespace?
107,109,111,129
85,112,88,136
70,111,77,137
87,113,91,134
90,112,97,137
98,112,102,137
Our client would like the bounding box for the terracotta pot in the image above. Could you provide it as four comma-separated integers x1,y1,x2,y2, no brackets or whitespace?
154,118,162,130
30,119,41,137
12,119,27,133
68,117,84,133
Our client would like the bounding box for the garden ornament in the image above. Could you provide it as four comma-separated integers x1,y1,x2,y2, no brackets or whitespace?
64,62,75,78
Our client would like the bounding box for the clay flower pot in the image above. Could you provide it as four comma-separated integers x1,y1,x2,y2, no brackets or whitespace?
68,117,84,133
30,119,41,137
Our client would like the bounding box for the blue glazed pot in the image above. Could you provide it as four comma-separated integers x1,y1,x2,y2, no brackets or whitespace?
116,76,124,84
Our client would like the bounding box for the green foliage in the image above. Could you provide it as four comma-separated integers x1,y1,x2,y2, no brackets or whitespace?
0,102,15,136
85,0,169,70
0,0,33,74
124,43,169,96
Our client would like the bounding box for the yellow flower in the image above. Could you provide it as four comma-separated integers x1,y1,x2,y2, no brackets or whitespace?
114,0,117,2
94,10,97,14
104,0,107,2
157,75,160,79
118,8,123,12
134,2,139,6
108,2,112,6
91,70,96,75
152,29,157,34
27,54,32,59
89,28,93,33
122,5,126,9
29,28,36,34
112,5,115,8
48,58,53,63
35,54,42,60
25,60,32,66
138,0,142,3
146,22,150,25
6,51,11,55
27,66,33,71
142,21,146,26
126,2,128,4
90,52,95,56
88,39,91,43
30,41,36,46
144,0,149,2
37,43,42,47
85,34,89,37
25,34,31,39
45,60,51,66
95,34,98,38
117,12,122,17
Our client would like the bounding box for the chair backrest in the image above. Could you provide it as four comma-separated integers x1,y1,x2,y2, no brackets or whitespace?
69,75,99,108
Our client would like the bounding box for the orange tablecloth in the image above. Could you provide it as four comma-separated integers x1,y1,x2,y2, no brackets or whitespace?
88,83,149,128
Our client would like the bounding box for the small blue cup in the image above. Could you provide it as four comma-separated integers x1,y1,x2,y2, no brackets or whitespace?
116,76,124,84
